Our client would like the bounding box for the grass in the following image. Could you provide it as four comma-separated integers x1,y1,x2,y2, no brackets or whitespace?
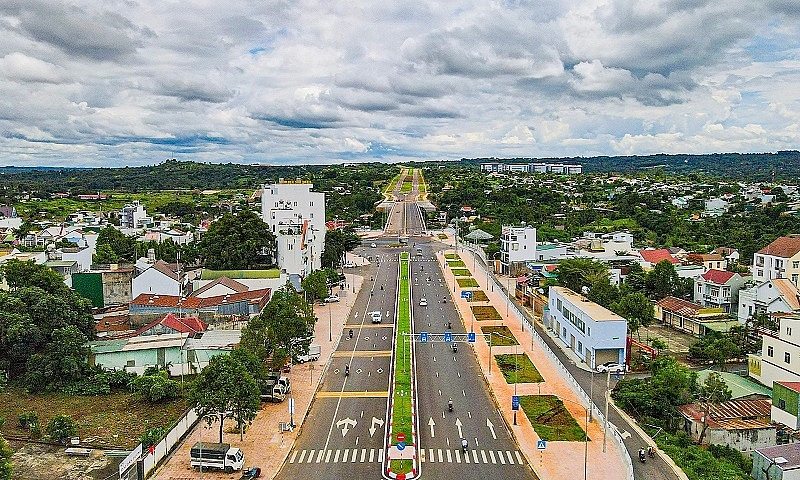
390,252,414,475
471,305,502,321
438,234,448,240
481,326,518,345
400,181,413,194
200,269,281,279
447,260,466,267
520,395,588,442
457,277,479,287
444,253,460,260
0,385,189,449
451,268,472,276
469,290,489,302
495,354,544,383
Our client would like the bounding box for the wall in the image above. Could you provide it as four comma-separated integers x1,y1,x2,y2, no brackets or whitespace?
132,268,179,299
73,272,104,307
102,270,133,306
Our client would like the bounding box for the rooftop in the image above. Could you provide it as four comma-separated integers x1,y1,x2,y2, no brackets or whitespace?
551,286,626,322
757,236,800,258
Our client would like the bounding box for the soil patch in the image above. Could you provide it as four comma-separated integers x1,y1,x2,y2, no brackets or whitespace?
520,395,588,442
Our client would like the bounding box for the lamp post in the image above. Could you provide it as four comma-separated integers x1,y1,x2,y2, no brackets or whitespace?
559,398,590,480
491,251,501,292
328,302,333,343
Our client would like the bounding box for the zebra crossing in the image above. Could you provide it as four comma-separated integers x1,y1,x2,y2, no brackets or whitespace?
287,448,524,465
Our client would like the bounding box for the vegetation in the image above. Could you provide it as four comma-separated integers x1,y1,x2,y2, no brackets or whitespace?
0,433,11,480
321,227,361,269
520,395,587,442
494,354,544,383
651,430,752,480
45,414,77,443
481,326,518,345
451,268,472,276
467,290,489,302
444,253,460,260
457,277,479,288
472,305,503,322
389,253,413,476
447,260,466,267
131,371,182,403
197,209,276,269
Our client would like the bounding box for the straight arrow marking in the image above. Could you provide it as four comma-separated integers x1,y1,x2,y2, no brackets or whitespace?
428,417,436,438
486,418,497,439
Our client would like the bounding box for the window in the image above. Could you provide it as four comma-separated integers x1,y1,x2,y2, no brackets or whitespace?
126,360,135,367
793,261,799,269
779,398,787,410
768,346,773,357
587,327,591,337
512,243,519,251
785,352,791,364
789,327,793,336
757,269,763,277
577,341,583,353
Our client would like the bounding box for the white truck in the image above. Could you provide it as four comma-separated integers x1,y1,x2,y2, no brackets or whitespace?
297,344,321,363
190,442,244,474
261,374,291,402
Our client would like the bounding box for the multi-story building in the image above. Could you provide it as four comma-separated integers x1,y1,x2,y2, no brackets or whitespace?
694,269,751,315
750,315,800,388
737,278,800,324
500,225,537,275
752,235,800,287
261,181,325,276
119,201,152,229
546,286,628,367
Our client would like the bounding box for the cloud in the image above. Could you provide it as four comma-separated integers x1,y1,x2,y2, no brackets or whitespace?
0,52,64,83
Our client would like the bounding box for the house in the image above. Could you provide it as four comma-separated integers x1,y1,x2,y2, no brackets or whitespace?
535,243,568,261
132,260,182,299
772,382,800,430
694,269,751,314
695,370,772,401
131,312,206,338
750,316,800,389
44,259,79,287
714,247,741,268
704,198,730,217
687,253,726,272
500,225,537,275
676,399,774,452
637,249,680,269
654,296,738,337
738,279,800,324
129,288,271,325
190,276,249,298
753,236,800,287
119,201,152,229
752,443,800,480
261,181,326,276
71,266,135,308
546,286,628,367
192,269,286,294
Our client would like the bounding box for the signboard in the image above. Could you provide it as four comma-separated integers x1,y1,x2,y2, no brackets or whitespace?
119,444,142,478
443,332,453,343
397,442,406,451
467,332,476,343
512,395,520,411
420,332,429,343
460,291,473,299
396,432,406,443
537,440,547,451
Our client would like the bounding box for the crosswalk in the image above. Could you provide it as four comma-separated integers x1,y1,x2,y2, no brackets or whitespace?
287,448,524,465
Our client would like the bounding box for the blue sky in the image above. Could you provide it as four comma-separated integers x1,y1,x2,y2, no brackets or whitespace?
0,0,799,167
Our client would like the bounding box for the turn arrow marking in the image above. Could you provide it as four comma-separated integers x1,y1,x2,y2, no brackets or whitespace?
369,417,384,437
486,418,497,439
337,418,357,437
455,418,463,439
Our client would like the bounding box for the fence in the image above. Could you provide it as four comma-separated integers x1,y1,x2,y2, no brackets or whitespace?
123,407,200,478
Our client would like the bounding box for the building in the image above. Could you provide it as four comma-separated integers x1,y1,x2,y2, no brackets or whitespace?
695,370,771,401
72,267,134,308
546,286,628,367
261,182,326,276
129,289,271,325
534,243,567,261
687,253,726,272
772,381,800,430
637,249,680,269
694,269,751,314
676,399,774,452
119,201,152,229
500,225,537,275
752,443,800,480
704,198,730,217
738,279,800,324
753,236,800,287
751,316,800,389
132,259,182,299
654,296,738,337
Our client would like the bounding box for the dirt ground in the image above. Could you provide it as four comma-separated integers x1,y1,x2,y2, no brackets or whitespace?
8,441,120,480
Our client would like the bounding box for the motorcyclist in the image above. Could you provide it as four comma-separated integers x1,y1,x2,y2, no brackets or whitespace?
345,364,350,376
448,398,453,412
638,448,646,463
647,445,655,458
461,438,468,452
349,329,353,339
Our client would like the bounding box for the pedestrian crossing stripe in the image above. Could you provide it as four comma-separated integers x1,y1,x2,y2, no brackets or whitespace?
287,448,523,465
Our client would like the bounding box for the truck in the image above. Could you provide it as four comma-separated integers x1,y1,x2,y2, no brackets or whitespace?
296,344,321,363
261,374,291,402
190,442,244,474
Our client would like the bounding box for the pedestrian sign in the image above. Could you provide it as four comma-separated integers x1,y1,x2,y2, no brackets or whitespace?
420,332,429,343
512,395,520,411
444,331,453,343
467,332,476,343
537,440,547,450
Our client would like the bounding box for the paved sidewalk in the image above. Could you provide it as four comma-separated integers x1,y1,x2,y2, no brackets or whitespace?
438,248,628,480
151,273,364,480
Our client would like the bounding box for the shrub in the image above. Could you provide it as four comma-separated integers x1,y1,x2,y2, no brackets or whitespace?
140,426,167,449
18,412,38,430
29,424,42,440
46,415,77,444
132,373,181,403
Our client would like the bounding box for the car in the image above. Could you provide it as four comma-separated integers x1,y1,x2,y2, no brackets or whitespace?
324,294,340,303
596,362,629,374
370,311,382,324
343,261,356,268
370,243,377,248
419,298,428,306
240,466,262,479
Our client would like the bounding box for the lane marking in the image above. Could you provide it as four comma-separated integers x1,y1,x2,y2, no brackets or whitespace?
438,449,443,463
446,449,452,463
489,450,496,464
316,391,389,398
333,450,340,463
307,449,314,463
515,451,523,464
332,350,392,357
506,451,515,464
480,450,487,464
289,451,297,464
298,451,307,463
342,449,348,463
498,450,505,464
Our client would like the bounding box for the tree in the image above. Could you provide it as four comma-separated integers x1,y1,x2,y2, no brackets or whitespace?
0,259,68,295
96,225,137,261
239,314,269,364
696,372,732,445
92,243,118,265
611,292,654,339
24,325,90,392
0,434,11,480
321,227,361,269
586,277,620,309
555,258,608,294
262,284,316,367
189,353,260,443
622,262,646,294
301,269,330,302
645,260,680,300
198,210,276,270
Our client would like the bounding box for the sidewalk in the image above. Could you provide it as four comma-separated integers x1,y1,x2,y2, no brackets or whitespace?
438,247,629,480
151,272,364,480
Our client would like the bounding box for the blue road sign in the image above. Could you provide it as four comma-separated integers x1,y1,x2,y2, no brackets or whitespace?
537,440,546,451
397,442,406,451
460,290,473,299
420,332,429,343
512,395,520,411
467,332,476,343
444,331,453,343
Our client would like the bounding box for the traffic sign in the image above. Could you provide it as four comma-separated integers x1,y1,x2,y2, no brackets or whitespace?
444,331,453,343
512,395,520,411
396,432,406,443
420,332,429,343
397,442,406,451
467,332,476,343
537,440,547,450
460,290,473,299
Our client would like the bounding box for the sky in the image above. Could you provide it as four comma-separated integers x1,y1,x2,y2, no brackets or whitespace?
1,1,800,168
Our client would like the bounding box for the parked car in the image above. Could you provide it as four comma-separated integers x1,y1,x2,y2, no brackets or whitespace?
324,294,340,303
596,362,629,374
419,298,428,306
370,311,382,324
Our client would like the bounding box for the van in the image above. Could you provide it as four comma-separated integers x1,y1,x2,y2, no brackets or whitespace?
370,311,382,324
416,247,423,256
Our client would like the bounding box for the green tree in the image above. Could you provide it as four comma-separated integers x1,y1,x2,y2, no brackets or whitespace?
622,262,646,294
555,258,608,294
0,434,11,480
262,284,316,367
645,260,681,300
96,225,137,261
239,314,269,364
301,269,331,302
24,325,90,392
92,243,118,265
45,414,77,444
696,372,733,444
189,353,260,442
586,277,620,308
611,292,654,339
0,259,68,295
321,227,361,269
198,210,276,270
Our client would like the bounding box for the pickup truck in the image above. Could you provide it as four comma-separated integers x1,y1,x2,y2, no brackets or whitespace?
190,442,244,474
296,344,321,363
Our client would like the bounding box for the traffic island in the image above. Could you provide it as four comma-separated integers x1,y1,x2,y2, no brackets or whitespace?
480,326,518,345
385,252,419,479
520,395,589,442
471,305,503,322
494,353,544,383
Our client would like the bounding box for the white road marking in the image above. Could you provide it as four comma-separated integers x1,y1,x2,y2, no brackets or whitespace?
289,451,298,463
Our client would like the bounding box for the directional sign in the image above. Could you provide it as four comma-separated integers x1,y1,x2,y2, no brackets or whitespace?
467,332,476,343
512,395,520,411
369,417,384,437
444,331,453,343
460,290,473,299
397,442,406,451
336,418,357,437
420,332,429,343
428,417,436,438
537,440,547,451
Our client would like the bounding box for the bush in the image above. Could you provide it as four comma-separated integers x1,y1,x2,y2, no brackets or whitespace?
140,426,167,449
132,373,181,403
46,415,77,444
63,370,138,396
18,412,38,430
29,423,42,440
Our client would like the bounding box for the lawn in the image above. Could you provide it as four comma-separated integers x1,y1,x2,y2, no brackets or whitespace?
0,386,189,449
469,290,489,302
457,277,479,287
495,354,544,383
451,268,472,276
390,252,414,476
400,181,413,194
520,395,588,442
444,253,460,260
471,305,503,321
447,260,467,267
481,326,518,345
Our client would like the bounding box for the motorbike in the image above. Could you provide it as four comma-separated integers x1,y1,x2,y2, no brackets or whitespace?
461,439,468,452
448,399,453,412
447,321,452,329
638,449,646,464
452,343,458,353
348,329,354,339
345,365,350,376
647,446,655,458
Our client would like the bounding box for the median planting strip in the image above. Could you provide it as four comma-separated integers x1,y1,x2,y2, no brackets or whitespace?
520,395,588,442
385,251,418,479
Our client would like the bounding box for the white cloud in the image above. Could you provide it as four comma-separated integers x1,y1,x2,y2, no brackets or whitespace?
0,52,64,83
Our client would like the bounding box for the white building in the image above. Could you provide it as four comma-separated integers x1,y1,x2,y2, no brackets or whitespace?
738,278,800,324
546,286,628,367
119,201,152,229
132,259,181,299
752,236,800,287
750,316,800,388
500,225,537,275
694,269,751,315
261,182,326,276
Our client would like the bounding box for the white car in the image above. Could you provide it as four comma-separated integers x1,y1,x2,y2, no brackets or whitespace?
370,243,377,248
419,298,428,306
344,261,356,268
370,311,382,324
596,362,629,374
324,294,340,303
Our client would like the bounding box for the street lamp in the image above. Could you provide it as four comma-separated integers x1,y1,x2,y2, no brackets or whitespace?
559,398,590,480
491,251,501,292
328,302,333,343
